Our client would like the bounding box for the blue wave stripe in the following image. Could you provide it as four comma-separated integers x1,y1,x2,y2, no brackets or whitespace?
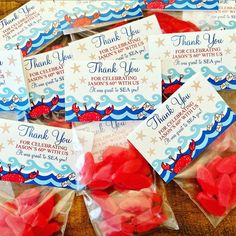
66,108,155,122
142,0,218,10
58,4,142,31
213,20,236,30
0,157,83,190
5,26,62,54
66,94,161,107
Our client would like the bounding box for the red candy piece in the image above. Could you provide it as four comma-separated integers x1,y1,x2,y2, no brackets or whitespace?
196,192,226,216
197,167,217,196
16,188,40,213
105,232,131,236
136,217,164,233
230,173,236,184
133,209,155,225
148,12,200,33
5,214,26,236
119,195,151,214
113,173,152,190
216,157,236,174
45,222,61,235
0,206,10,226
230,187,236,205
0,226,15,236
206,156,223,178
91,191,119,215
116,158,143,175
109,12,200,34
121,222,135,234
80,152,95,185
88,180,113,190
93,165,113,182
218,174,233,208
37,195,55,226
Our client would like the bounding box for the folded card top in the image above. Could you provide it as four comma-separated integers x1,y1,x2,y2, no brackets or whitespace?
128,75,236,182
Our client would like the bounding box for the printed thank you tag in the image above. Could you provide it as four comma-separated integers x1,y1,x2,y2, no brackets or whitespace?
0,118,93,190
64,59,162,122
128,75,236,182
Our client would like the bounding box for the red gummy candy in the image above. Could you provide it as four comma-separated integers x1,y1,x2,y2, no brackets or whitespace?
230,173,236,184
16,188,40,213
93,165,113,182
116,158,143,175
103,212,134,229
91,191,119,215
137,218,162,233
45,222,61,235
102,146,128,161
0,226,15,236
4,201,17,212
88,180,113,190
105,231,131,236
230,187,236,205
0,206,9,226
113,173,152,190
218,174,233,208
196,192,226,216
5,214,26,236
119,194,151,214
206,156,223,178
216,157,236,174
80,152,95,185
35,195,55,227
197,167,217,196
148,12,200,33
121,222,135,234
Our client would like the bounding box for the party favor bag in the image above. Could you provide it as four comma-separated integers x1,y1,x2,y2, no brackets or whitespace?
76,121,179,235
0,183,75,235
174,125,236,227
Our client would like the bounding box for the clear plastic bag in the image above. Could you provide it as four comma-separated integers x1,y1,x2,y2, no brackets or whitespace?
174,125,236,227
77,121,178,235
0,182,75,236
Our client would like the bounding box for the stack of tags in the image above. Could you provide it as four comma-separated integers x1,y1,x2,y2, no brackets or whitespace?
0,0,236,194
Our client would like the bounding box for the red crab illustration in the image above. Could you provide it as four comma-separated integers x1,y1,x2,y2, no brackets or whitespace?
72,102,114,122
0,164,39,183
144,0,176,9
161,139,196,174
162,74,184,101
16,39,33,57
27,95,59,119
64,11,100,28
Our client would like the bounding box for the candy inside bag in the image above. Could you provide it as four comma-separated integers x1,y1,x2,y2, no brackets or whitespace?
0,182,75,236
174,125,236,227
76,121,178,235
